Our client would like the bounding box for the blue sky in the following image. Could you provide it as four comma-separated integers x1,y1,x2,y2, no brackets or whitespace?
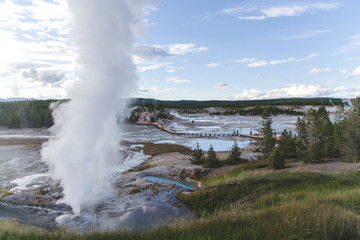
0,0,359,100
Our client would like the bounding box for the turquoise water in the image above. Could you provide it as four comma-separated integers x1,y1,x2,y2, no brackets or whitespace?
143,176,198,190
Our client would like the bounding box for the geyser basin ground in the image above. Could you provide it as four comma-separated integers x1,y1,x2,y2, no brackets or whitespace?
0,113,299,231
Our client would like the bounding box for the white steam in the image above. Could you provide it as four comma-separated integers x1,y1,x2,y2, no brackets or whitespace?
41,0,152,215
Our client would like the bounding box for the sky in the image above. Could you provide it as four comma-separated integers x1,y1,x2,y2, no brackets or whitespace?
0,0,359,100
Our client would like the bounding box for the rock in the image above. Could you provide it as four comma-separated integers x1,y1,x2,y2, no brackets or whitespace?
172,167,212,179
3,192,52,207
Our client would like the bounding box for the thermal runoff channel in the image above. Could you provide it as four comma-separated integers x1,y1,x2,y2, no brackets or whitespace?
41,0,150,215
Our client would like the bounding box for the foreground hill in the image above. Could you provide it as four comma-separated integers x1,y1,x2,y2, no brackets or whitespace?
1,159,360,239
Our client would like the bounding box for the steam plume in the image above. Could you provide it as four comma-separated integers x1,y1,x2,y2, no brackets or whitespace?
41,0,150,215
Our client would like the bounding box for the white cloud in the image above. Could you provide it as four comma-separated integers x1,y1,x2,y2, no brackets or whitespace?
308,67,331,74
217,54,318,68
221,6,251,15
222,3,339,21
214,83,230,90
335,34,360,54
247,61,268,67
133,43,208,65
136,87,177,95
351,66,360,77
137,62,172,72
168,44,208,55
22,68,66,84
0,0,76,99
166,77,191,83
232,84,336,100
165,66,184,73
133,44,171,62
343,57,360,61
166,69,176,73
232,57,257,63
339,69,347,74
278,29,331,40
207,63,223,68
247,53,319,68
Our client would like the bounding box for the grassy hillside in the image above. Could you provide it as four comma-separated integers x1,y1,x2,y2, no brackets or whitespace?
1,160,360,239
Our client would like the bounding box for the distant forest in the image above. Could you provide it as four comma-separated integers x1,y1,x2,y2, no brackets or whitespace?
130,97,344,109
0,97,346,128
0,100,58,128
130,97,345,116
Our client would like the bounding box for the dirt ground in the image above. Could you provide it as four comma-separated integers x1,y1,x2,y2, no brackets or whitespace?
0,138,46,147
284,159,359,173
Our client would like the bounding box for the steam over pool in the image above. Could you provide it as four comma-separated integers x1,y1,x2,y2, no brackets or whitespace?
41,0,151,215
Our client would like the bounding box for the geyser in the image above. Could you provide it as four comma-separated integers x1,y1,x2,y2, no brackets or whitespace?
41,0,151,215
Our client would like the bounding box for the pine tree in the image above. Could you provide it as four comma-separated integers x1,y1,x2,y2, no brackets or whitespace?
204,145,220,168
316,106,335,158
296,106,334,163
338,97,360,162
190,143,205,164
258,108,276,159
227,141,242,164
333,104,346,157
268,147,285,170
277,129,297,159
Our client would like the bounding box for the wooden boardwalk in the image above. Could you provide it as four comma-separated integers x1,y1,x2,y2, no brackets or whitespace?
137,121,266,140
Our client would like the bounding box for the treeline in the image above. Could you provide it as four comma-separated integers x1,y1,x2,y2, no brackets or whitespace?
211,105,303,116
0,100,60,128
258,97,360,169
130,97,345,109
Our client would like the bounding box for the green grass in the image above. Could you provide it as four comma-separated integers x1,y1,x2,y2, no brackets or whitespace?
2,200,360,240
2,166,360,239
178,170,360,216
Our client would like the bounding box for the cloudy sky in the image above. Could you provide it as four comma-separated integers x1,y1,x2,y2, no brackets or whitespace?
0,0,359,100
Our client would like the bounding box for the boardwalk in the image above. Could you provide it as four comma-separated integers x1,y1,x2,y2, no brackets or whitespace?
137,121,267,140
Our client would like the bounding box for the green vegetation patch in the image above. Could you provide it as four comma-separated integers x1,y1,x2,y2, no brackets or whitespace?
178,169,360,216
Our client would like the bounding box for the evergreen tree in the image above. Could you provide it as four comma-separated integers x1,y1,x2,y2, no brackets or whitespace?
204,145,220,168
333,104,346,157
338,97,360,162
316,106,335,158
296,116,309,161
227,141,242,164
190,143,205,164
258,108,276,159
277,129,297,159
296,106,334,163
268,147,285,170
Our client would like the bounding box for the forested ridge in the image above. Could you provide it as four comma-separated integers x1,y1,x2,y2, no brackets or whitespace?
0,100,61,128
131,97,344,109
0,97,348,128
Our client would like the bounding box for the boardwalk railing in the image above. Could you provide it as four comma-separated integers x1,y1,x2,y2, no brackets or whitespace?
137,121,266,140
